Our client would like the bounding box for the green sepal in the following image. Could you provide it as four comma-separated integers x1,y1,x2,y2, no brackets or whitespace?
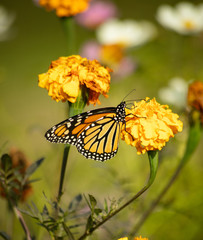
147,150,159,187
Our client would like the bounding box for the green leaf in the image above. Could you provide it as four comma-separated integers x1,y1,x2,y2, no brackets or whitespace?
88,194,97,210
24,157,44,180
31,202,40,217
27,178,41,184
181,118,202,166
42,205,49,217
68,194,82,211
1,154,12,172
0,231,11,240
8,181,20,189
18,207,37,219
85,215,94,232
147,150,159,187
104,199,108,214
94,208,102,216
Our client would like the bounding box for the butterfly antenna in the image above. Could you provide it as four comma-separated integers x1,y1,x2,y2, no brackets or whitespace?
125,98,146,109
125,102,135,109
125,98,145,103
121,89,136,102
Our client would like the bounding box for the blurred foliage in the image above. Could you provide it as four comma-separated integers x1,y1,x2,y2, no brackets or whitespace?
0,0,203,240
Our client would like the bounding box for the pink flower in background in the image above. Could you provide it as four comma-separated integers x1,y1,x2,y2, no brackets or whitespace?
80,41,136,80
113,57,136,79
80,41,101,60
75,0,118,29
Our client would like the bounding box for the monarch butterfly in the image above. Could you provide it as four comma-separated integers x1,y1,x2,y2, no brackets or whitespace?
45,101,127,161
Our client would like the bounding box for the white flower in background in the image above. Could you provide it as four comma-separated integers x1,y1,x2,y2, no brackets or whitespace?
156,2,203,35
0,5,15,41
96,18,157,48
158,77,188,109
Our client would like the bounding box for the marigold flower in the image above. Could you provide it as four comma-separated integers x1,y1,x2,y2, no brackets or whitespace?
38,55,111,105
121,98,183,155
187,81,203,124
80,41,136,80
99,44,136,79
100,44,124,65
134,237,148,240
39,0,90,17
118,236,148,240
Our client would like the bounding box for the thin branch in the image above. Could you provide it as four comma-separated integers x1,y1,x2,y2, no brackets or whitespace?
78,184,150,240
13,206,32,240
78,151,159,240
130,161,183,236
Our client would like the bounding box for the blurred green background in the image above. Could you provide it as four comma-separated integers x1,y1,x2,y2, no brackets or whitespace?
0,0,203,239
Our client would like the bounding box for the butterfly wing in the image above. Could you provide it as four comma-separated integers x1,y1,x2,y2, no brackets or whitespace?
45,109,115,145
45,102,126,161
76,113,123,161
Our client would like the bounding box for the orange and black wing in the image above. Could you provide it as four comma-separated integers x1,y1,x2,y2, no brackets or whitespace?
45,107,117,145
76,113,123,161
45,102,126,161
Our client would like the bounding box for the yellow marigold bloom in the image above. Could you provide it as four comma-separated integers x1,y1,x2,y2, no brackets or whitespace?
39,0,90,17
100,44,124,66
121,98,183,155
38,55,111,105
118,236,148,240
134,237,148,240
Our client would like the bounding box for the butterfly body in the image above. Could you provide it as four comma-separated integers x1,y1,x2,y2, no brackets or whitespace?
45,101,126,161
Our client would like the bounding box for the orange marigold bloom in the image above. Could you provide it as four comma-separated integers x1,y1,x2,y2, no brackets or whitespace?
118,237,148,240
39,0,90,17
187,81,203,124
134,237,149,240
100,44,124,66
121,98,183,155
38,55,112,105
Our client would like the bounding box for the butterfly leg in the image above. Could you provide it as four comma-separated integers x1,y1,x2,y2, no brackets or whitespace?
123,113,146,141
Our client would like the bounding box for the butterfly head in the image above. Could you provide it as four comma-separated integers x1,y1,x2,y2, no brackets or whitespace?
115,101,126,122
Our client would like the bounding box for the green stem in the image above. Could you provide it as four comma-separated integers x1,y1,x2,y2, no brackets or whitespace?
60,17,76,55
57,14,84,203
57,145,71,202
56,90,87,239
131,119,202,235
78,151,159,240
62,222,75,240
69,87,88,116
57,89,87,202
